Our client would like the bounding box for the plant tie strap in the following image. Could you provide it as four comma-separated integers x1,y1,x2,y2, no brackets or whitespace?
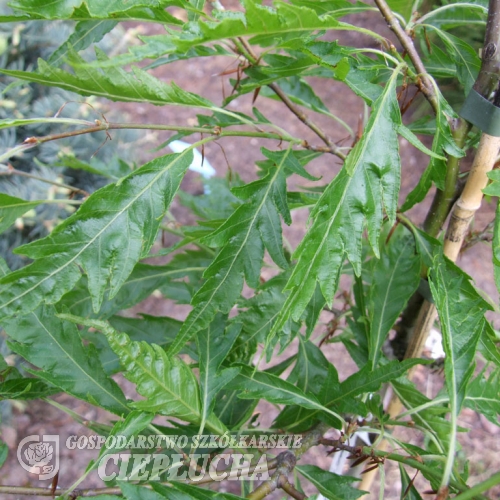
460,89,500,137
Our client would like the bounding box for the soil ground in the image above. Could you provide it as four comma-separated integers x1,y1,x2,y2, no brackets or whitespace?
1,7,499,500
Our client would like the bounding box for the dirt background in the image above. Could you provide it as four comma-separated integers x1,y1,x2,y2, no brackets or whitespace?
1,5,499,499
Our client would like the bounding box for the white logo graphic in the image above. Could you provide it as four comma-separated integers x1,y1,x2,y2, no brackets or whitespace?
17,435,59,480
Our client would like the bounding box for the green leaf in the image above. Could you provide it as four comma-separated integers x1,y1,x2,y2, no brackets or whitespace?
479,322,500,366
226,364,344,427
0,49,216,109
0,442,7,469
464,371,500,427
430,255,490,412
269,64,404,341
421,3,487,29
429,255,491,482
89,0,384,66
399,464,423,500
397,124,446,160
430,27,481,95
0,194,42,234
0,150,193,320
121,483,167,500
484,170,500,296
85,314,183,374
0,306,129,415
274,337,331,429
297,465,366,500
401,91,464,212
392,378,452,444
60,250,210,319
196,315,241,434
301,41,385,104
59,315,228,435
9,0,177,18
169,147,313,355
368,226,421,368
386,0,413,21
286,359,423,431
48,20,118,67
0,376,59,400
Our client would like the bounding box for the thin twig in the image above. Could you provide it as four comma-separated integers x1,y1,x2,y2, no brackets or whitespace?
235,37,346,160
373,0,439,114
0,120,339,167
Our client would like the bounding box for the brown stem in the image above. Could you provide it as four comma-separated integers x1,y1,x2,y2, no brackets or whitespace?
280,477,307,500
235,37,346,160
267,82,346,159
473,0,500,97
373,0,439,114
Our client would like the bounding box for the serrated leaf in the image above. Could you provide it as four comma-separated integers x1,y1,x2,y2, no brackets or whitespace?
0,377,59,400
368,226,421,368
301,41,384,104
10,0,172,18
401,90,464,212
0,49,216,109
0,150,193,320
168,147,313,355
274,337,331,429
85,314,183,374
429,255,490,412
429,255,491,480
392,378,452,444
286,359,423,431
225,364,344,427
196,315,241,434
48,20,118,67
479,322,500,366
88,0,383,66
59,251,209,320
421,3,487,29
269,64,404,342
59,314,228,435
297,465,366,500
484,170,500,296
0,194,42,234
397,124,446,160
430,27,480,95
98,410,154,456
464,371,500,427
0,306,129,415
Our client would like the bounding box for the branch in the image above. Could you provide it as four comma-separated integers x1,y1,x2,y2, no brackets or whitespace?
247,423,329,500
320,438,490,499
0,120,340,166
373,0,439,114
247,451,297,500
234,38,347,160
